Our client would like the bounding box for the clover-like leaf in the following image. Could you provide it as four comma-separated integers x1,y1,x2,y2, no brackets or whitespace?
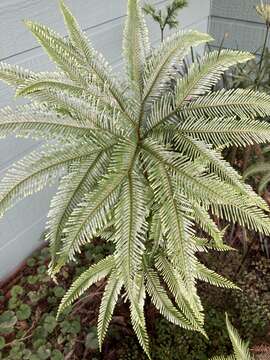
0,311,17,334
85,327,99,350
16,304,31,321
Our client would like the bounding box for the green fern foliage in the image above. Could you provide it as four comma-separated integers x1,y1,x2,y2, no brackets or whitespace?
243,145,270,194
0,1,270,357
210,313,254,360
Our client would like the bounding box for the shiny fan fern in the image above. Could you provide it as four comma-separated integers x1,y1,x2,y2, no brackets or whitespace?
1,1,270,357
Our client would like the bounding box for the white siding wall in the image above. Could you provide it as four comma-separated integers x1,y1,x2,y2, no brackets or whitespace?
0,0,210,279
209,0,269,53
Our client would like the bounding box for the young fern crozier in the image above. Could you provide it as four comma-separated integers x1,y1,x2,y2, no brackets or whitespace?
1,0,270,357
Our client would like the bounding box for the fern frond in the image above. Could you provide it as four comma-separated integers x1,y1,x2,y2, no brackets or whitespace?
59,0,93,62
24,20,87,84
114,172,148,282
210,198,270,236
143,30,212,102
145,268,200,332
16,78,85,99
97,270,123,350
175,50,254,103
29,89,128,138
193,236,234,252
195,262,239,289
145,50,254,132
0,62,37,87
181,89,270,119
129,271,150,358
191,201,224,246
47,150,111,273
176,116,270,148
145,153,197,288
0,141,96,219
149,211,163,257
174,135,268,210
0,105,105,141
53,140,138,273
225,313,253,360
155,253,205,329
123,0,150,96
60,0,133,123
57,255,115,316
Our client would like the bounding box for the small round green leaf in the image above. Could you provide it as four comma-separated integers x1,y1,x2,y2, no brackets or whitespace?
16,304,31,320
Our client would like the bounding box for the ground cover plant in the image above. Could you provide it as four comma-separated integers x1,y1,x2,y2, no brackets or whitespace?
1,0,270,358
0,241,269,359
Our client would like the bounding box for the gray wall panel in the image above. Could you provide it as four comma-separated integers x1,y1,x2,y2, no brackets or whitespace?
211,0,263,23
209,0,268,52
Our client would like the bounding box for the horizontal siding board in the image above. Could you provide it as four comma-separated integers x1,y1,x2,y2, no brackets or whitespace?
0,187,56,248
209,14,268,53
0,0,164,60
0,0,210,279
211,0,263,23
0,214,47,279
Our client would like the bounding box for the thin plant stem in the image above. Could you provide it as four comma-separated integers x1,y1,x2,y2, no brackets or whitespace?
255,24,270,86
161,27,164,42
259,24,270,72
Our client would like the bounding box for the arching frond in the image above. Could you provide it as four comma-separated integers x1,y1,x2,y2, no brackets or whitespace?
225,313,253,360
145,50,254,132
0,62,37,87
53,140,138,273
155,253,205,329
191,201,224,246
24,20,86,84
129,272,150,358
0,141,96,219
123,0,150,96
59,0,93,62
114,172,148,282
145,268,201,332
47,150,111,273
57,255,115,316
175,116,270,148
174,135,268,210
181,89,270,119
209,314,254,359
143,30,212,102
16,78,85,99
210,198,270,236
59,0,127,116
195,262,239,289
97,270,123,350
0,105,110,142
175,50,254,103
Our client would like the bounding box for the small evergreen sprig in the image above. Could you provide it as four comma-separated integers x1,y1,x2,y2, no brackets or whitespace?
143,0,188,41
